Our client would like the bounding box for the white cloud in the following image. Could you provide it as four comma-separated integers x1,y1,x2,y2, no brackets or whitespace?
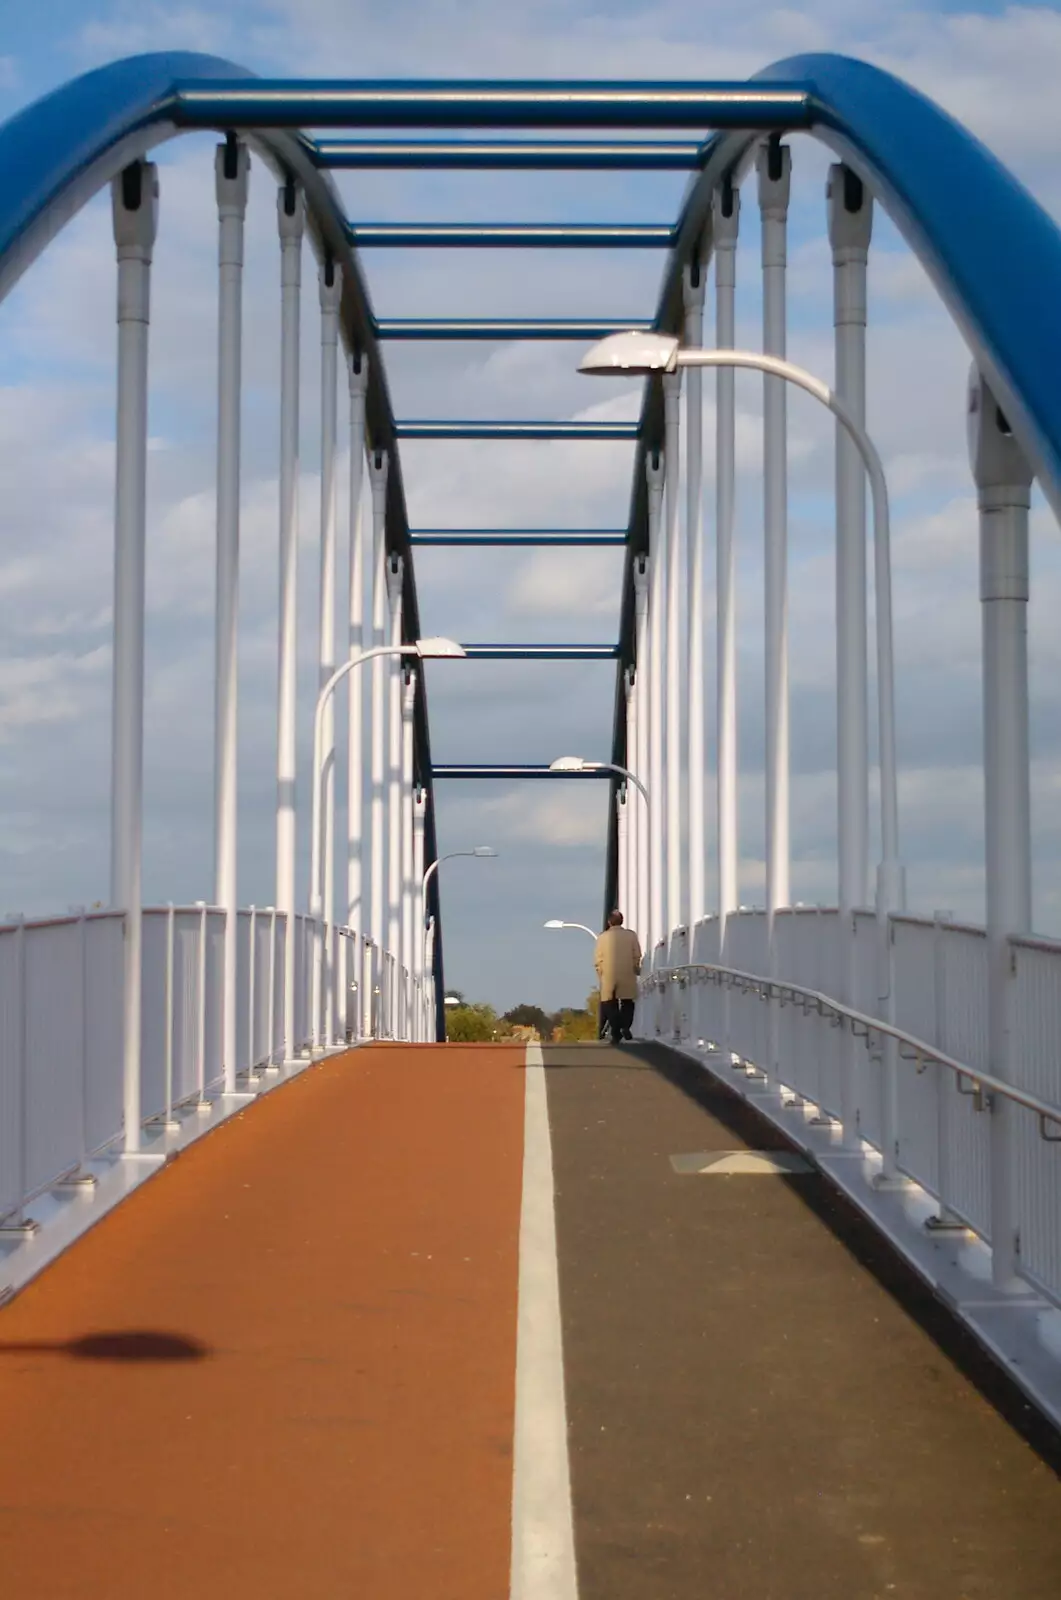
1,0,1060,1009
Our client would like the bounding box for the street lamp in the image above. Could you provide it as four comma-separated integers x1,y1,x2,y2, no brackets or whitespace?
310,636,466,1046
420,847,497,1013
548,754,649,803
577,330,901,915
422,846,497,930
544,919,598,940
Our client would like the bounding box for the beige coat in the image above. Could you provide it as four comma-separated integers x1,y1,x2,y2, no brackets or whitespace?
594,926,643,1001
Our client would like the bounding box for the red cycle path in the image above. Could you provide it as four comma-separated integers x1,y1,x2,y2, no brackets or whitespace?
0,1045,525,1600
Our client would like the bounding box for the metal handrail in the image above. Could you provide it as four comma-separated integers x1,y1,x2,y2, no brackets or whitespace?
649,959,1061,1139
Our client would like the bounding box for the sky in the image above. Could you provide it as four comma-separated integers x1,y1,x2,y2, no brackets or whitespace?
1,1,1061,1013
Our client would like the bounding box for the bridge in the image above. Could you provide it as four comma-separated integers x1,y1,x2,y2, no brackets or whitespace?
1,47,1061,1597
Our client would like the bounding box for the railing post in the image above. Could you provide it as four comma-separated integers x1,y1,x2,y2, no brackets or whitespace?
247,905,260,1085
412,788,426,1042
164,902,176,1126
363,937,376,1040
111,160,158,1154
2,916,36,1234
828,163,873,1151
969,368,1034,1291
386,555,404,1038
926,910,965,1230
276,180,304,1064
195,901,209,1111
400,670,416,1042
214,137,249,1097
265,907,280,1073
74,908,89,1166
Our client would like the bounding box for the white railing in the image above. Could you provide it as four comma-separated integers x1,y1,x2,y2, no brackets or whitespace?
639,909,1061,1310
0,904,424,1230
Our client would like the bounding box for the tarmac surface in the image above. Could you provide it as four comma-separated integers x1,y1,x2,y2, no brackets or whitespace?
548,1041,1061,1599
1,1038,1060,1597
0,1044,524,1599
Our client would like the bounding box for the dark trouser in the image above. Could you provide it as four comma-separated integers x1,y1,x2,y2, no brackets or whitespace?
600,997,635,1043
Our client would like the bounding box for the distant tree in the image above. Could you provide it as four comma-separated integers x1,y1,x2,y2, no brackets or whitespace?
446,1002,497,1043
503,1003,551,1037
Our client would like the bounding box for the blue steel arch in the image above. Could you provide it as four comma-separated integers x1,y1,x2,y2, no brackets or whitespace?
0,52,448,1015
3,52,1061,998
606,51,1061,914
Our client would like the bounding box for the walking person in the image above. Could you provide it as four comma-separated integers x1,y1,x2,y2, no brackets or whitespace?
594,910,642,1044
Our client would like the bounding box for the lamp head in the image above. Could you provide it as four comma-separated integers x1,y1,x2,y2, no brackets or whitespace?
472,846,497,857
443,995,461,1007
578,330,680,377
544,919,565,929
549,756,588,772
415,636,466,659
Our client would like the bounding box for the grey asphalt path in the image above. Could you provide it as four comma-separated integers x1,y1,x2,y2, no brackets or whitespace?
546,1040,1061,1600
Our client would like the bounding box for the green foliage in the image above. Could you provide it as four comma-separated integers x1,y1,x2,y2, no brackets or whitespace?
502,1003,551,1037
551,992,601,1042
445,1001,498,1043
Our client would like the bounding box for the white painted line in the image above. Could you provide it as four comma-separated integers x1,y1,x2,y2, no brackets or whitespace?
510,1042,579,1600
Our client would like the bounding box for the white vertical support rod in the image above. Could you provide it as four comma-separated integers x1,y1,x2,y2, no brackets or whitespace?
412,788,426,1040
214,137,249,1095
400,669,416,1041
683,258,707,930
111,160,158,1153
623,666,637,926
713,180,740,952
663,369,683,942
759,138,791,1088
318,255,342,1047
828,163,872,1149
829,164,872,916
386,554,404,1036
617,785,629,918
633,556,650,949
276,181,304,1062
367,450,389,999
645,455,665,957
758,139,792,920
968,369,1033,1291
347,354,369,940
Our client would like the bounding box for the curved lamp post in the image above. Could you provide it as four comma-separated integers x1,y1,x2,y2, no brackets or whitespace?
548,753,650,803
422,846,497,925
577,331,901,912
580,330,905,1165
421,846,497,1013
309,636,466,1045
544,919,598,940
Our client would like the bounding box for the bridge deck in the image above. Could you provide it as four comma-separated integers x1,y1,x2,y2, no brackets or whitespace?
1,1042,1059,1597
